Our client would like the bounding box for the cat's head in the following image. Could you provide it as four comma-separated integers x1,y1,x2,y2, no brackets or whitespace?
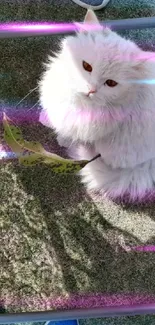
60,10,149,116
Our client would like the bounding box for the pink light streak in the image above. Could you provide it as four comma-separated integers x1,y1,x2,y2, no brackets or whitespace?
0,22,103,39
131,245,155,252
2,103,155,128
0,18,154,46
1,293,155,311
1,22,155,62
0,22,77,32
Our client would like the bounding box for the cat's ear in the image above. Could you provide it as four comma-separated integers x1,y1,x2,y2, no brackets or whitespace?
84,9,100,25
75,9,111,35
75,9,102,33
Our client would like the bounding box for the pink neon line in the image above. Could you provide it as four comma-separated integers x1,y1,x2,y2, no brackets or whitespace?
0,22,75,31
0,22,102,33
1,293,155,310
0,22,155,61
131,245,155,252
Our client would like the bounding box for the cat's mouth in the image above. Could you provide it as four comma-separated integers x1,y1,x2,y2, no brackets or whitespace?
79,91,97,101
74,91,103,111
86,89,97,98
75,93,96,108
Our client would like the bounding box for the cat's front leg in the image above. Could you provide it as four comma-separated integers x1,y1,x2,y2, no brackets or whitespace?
67,143,97,161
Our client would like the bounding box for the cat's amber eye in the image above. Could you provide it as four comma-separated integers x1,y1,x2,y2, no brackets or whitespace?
83,61,92,72
105,79,118,87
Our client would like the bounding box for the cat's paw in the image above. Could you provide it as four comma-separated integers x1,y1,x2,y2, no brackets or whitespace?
68,144,96,161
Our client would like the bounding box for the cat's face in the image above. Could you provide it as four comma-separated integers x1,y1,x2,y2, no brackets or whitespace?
60,10,146,113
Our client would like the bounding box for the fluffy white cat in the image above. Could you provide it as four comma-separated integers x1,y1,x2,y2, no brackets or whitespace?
39,9,155,202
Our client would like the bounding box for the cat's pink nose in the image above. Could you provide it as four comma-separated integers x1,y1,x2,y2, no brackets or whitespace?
87,88,97,97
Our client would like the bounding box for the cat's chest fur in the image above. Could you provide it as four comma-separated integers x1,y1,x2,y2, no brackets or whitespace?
94,109,155,169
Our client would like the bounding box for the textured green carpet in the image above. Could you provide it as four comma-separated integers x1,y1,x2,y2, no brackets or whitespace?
1,0,155,320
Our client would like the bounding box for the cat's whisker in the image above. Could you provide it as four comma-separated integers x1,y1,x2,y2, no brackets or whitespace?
27,100,40,112
16,86,39,108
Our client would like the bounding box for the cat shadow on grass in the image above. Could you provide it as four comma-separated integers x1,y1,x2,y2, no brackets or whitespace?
112,191,155,220
10,122,155,299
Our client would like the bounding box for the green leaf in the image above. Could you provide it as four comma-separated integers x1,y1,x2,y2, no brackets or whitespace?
19,153,45,166
3,112,25,154
19,153,89,173
3,113,101,174
3,113,46,154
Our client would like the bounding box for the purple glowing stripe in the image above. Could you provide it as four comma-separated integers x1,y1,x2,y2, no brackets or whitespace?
1,293,155,310
1,293,155,323
0,22,102,38
131,245,155,252
0,22,77,32
0,103,147,130
1,16,155,38
0,106,40,123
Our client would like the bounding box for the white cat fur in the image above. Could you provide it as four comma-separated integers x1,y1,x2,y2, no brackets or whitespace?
39,9,155,202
